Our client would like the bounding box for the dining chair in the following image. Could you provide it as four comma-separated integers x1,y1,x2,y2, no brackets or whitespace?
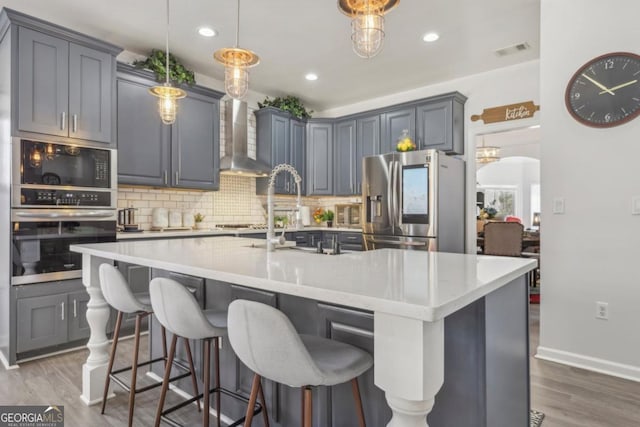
483,221,524,257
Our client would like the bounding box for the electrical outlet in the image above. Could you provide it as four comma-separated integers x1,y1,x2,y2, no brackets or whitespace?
553,197,565,214
596,301,609,320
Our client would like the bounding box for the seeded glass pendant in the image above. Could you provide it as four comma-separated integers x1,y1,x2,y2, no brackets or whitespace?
338,0,399,59
149,0,186,124
214,0,260,100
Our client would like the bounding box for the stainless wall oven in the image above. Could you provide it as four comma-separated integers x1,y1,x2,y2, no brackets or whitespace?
10,138,118,285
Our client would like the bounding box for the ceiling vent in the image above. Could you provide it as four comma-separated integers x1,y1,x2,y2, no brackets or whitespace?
494,42,531,57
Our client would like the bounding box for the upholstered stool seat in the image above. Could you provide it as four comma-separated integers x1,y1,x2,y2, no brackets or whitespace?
149,277,264,427
228,299,373,427
98,264,201,427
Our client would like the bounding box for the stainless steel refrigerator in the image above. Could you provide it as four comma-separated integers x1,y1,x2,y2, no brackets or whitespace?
362,149,465,252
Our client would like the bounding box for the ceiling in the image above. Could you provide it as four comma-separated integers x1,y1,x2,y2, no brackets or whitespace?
2,0,540,111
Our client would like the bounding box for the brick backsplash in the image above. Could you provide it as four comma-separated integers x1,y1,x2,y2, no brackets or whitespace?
117,102,360,229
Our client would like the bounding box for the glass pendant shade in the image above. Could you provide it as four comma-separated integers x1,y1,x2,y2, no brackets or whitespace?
339,0,399,59
214,47,259,100
149,84,186,125
351,10,384,58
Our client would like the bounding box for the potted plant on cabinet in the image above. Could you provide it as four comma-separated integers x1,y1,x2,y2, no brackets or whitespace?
257,96,313,119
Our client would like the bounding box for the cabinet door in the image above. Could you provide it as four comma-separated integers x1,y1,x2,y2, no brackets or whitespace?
117,77,171,186
271,114,290,194
416,99,452,152
68,43,113,143
381,108,415,154
356,115,380,194
68,290,91,342
290,119,306,195
172,95,220,190
334,120,357,196
17,294,68,352
17,27,69,137
316,303,391,427
307,122,334,195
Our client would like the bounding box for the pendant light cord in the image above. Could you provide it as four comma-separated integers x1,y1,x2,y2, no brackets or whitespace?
235,0,240,48
165,0,170,85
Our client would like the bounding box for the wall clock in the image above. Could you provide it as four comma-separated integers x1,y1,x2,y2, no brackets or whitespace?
565,52,640,127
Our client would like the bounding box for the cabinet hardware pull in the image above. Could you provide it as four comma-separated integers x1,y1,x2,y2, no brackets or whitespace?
61,112,66,130
73,299,77,318
72,114,78,133
61,302,65,321
163,170,168,185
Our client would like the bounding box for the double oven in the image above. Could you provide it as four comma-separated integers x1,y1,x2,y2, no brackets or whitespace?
11,138,118,285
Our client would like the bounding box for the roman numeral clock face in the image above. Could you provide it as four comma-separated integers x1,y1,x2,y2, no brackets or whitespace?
566,52,640,127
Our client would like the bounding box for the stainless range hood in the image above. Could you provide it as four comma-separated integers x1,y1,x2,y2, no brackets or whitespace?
219,98,271,177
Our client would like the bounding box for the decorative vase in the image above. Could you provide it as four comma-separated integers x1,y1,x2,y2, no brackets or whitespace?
195,222,205,230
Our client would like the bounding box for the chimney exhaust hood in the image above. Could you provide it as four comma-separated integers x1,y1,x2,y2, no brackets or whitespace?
219,98,271,177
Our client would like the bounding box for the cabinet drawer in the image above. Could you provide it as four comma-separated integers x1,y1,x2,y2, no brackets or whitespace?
339,232,363,245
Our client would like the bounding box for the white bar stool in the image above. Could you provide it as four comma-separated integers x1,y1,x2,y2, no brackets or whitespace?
227,299,374,427
149,277,265,427
99,264,201,427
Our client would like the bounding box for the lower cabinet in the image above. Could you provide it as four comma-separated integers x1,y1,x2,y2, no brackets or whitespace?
15,279,96,355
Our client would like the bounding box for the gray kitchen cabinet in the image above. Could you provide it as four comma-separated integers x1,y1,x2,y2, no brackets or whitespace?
381,107,415,154
255,107,306,195
356,114,381,194
15,25,117,144
316,303,391,426
171,93,220,190
306,121,334,195
339,232,363,251
334,119,357,196
116,63,222,190
416,93,465,154
16,293,68,353
67,290,91,342
116,73,170,186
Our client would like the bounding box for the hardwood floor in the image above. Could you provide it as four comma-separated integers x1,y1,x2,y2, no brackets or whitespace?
1,307,639,426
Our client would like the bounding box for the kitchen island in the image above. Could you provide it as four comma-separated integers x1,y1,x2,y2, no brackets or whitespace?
71,236,536,427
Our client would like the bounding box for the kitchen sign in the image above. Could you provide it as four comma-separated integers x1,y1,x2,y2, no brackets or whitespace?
471,101,540,124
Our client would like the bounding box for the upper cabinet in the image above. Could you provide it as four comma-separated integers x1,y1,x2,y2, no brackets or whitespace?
3,9,121,145
381,107,416,154
255,107,306,195
116,64,222,191
416,93,466,154
306,121,333,196
334,119,357,196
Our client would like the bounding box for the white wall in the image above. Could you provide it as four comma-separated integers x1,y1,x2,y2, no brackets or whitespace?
538,0,640,380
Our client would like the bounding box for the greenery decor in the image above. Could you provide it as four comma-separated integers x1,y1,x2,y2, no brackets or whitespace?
321,209,334,222
133,49,196,86
258,96,313,119
194,212,205,223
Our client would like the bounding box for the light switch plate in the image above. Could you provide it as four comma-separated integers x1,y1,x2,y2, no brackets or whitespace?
553,197,565,214
632,196,640,215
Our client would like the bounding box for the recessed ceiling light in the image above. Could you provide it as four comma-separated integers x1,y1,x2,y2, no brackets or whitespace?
305,73,319,81
198,27,217,37
422,32,439,43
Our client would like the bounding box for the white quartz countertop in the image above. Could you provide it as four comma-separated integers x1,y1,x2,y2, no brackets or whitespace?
116,227,361,240
72,236,535,321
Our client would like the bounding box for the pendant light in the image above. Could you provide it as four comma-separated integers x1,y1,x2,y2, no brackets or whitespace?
476,137,501,164
149,0,186,125
338,0,399,59
214,0,260,99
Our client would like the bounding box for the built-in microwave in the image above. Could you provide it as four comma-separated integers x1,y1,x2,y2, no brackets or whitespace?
12,138,117,209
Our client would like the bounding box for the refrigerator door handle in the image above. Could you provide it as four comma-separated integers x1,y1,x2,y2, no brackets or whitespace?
387,161,394,224
394,160,401,227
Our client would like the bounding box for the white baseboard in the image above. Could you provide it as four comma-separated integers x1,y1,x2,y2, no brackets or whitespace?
0,350,19,370
536,346,640,382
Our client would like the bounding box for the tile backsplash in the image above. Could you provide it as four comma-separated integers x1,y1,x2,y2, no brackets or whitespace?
117,101,360,230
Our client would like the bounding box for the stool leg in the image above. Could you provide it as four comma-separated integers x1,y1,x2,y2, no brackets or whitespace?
101,311,123,415
183,339,201,412
350,378,366,427
303,386,312,427
214,337,221,427
257,377,270,427
127,313,143,427
203,339,211,427
161,325,168,370
244,373,261,427
155,334,178,427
